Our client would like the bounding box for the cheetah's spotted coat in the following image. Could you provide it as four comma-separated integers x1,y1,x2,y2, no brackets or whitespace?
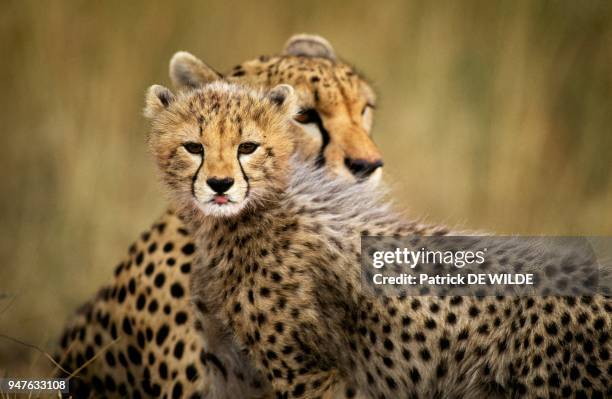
56,34,381,399
146,81,611,399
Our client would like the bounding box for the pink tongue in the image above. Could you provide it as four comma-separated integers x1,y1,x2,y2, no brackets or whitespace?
214,195,229,204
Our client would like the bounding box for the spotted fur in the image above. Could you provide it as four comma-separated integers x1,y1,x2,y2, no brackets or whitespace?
147,82,611,399
55,34,382,399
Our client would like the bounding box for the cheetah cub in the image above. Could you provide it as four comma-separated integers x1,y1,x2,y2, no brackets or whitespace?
145,83,611,399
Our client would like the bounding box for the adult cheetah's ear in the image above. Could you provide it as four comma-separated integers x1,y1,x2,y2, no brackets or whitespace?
267,84,297,115
282,34,336,60
169,51,222,90
144,85,175,119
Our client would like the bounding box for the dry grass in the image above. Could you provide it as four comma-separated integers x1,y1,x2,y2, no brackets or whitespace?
1,0,611,375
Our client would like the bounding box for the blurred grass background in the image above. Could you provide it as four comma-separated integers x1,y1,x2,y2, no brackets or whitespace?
1,0,611,375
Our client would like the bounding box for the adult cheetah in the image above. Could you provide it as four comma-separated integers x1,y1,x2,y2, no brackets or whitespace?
56,34,381,398
145,80,611,399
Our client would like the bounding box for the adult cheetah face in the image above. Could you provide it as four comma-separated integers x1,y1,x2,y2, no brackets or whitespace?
170,34,383,183
145,82,296,218
255,55,382,183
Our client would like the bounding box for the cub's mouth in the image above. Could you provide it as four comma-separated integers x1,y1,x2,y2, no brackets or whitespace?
212,194,230,205
197,193,247,218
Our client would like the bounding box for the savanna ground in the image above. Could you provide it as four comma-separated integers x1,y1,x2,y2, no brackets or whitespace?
1,0,611,381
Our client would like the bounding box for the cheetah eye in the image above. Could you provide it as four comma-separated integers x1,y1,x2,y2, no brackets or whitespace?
362,103,375,115
183,142,204,155
238,142,259,155
294,109,319,124
361,103,375,132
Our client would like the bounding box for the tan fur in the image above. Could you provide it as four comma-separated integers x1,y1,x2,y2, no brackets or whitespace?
148,82,611,399
55,35,383,399
171,45,382,180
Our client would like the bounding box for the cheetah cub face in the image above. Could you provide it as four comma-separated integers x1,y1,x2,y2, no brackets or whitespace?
145,82,297,217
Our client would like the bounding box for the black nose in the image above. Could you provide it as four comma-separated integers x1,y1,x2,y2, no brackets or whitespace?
344,158,384,178
207,177,234,194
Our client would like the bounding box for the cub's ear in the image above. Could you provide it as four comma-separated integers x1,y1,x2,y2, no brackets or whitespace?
169,51,222,90
282,34,336,60
268,84,297,115
144,85,175,119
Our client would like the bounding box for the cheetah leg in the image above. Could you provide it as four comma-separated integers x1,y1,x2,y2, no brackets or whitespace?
197,313,270,399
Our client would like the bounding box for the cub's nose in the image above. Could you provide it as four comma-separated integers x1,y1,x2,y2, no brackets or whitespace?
207,177,234,194
344,158,384,178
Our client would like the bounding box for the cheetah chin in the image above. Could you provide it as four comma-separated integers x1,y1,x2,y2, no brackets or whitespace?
195,197,248,218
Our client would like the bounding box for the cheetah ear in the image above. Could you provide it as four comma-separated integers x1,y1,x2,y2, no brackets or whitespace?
169,51,222,90
268,84,297,115
144,85,175,119
282,34,336,60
